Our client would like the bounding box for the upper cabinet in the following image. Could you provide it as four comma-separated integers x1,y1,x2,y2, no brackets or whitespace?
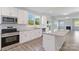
18,9,28,24
0,8,28,24
1,7,10,16
1,7,18,17
10,8,18,17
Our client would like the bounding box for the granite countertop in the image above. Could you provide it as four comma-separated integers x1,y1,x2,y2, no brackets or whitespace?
18,28,41,32
43,30,69,36
0,28,42,37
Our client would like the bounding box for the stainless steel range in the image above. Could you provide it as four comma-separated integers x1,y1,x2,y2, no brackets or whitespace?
1,28,19,48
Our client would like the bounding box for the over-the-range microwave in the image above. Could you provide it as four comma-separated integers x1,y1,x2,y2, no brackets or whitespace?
2,17,17,24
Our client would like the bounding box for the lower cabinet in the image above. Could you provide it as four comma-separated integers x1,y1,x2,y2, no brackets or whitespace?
20,29,42,43
30,29,42,40
43,33,66,51
20,31,28,43
43,34,55,51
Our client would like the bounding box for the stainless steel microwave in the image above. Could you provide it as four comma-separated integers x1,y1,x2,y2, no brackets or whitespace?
2,17,17,24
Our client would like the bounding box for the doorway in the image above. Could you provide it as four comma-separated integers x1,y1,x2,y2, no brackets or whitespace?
73,19,79,31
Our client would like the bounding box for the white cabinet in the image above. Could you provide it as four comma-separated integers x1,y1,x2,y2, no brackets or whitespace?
43,33,67,51
28,29,42,40
32,29,42,39
1,8,28,24
10,8,18,17
18,9,28,24
1,7,10,16
20,31,29,43
43,34,55,51
20,29,42,43
1,7,18,17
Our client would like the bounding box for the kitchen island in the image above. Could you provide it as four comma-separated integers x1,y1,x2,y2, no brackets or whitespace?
43,29,69,51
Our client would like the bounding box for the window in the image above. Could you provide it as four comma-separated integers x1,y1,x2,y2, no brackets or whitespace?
28,12,40,26
28,13,34,25
35,16,40,25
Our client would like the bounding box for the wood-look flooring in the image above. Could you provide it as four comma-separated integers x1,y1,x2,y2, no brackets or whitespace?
5,37,45,51
3,31,79,51
61,31,79,51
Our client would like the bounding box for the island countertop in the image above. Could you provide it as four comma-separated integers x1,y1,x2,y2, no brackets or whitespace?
43,29,69,36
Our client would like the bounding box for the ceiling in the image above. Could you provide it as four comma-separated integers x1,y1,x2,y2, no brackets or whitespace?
20,7,79,17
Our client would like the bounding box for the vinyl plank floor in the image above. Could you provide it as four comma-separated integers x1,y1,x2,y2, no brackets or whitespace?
6,37,44,51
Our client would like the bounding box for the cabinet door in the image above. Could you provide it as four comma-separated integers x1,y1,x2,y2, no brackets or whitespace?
10,8,18,17
2,7,18,17
20,31,27,43
20,31,31,43
43,34,55,51
1,7,10,16
28,29,42,40
32,29,42,39
18,9,28,24
36,29,42,37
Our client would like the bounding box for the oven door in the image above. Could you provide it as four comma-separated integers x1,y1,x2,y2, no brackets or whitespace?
1,35,19,48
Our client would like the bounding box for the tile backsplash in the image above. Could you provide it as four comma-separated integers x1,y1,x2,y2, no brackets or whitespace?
0,24,27,31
